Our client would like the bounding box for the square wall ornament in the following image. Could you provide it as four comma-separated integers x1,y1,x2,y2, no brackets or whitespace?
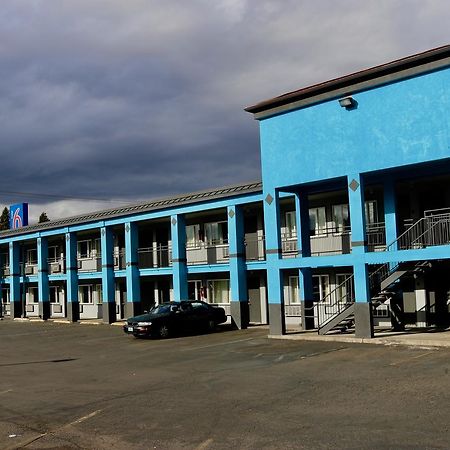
265,193,274,205
349,179,360,192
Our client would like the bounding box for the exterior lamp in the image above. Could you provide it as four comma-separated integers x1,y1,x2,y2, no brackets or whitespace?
339,96,357,110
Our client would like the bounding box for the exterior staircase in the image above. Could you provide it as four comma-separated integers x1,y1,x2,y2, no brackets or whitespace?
316,207,450,335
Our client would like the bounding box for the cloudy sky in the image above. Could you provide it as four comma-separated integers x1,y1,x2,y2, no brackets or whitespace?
1,0,449,222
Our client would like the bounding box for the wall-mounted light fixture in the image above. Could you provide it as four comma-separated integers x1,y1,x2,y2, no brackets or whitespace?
338,96,357,110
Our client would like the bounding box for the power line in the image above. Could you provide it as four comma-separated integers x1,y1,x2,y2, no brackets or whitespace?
0,189,131,204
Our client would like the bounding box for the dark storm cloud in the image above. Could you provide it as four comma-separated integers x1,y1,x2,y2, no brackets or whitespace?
0,0,449,221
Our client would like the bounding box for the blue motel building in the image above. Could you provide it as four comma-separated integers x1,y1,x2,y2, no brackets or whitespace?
1,45,450,338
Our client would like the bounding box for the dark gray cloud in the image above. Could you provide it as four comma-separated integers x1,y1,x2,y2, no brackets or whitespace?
0,0,449,222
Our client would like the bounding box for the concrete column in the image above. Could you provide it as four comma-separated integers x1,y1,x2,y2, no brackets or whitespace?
9,241,21,318
171,214,188,302
383,177,398,249
348,174,367,254
65,232,79,322
37,237,50,320
415,276,427,327
263,189,285,335
125,221,141,318
299,267,315,330
228,204,248,329
101,226,116,323
294,191,311,257
353,263,374,338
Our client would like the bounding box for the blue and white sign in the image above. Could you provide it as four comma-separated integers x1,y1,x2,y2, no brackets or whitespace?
9,203,29,229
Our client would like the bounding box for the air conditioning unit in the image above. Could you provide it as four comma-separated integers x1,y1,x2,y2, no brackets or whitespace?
3,268,10,276
77,260,82,269
51,263,61,273
25,266,34,275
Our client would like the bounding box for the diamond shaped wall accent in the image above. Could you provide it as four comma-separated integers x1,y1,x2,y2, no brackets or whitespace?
125,225,130,232
349,179,360,192
265,193,274,205
228,209,235,218
171,218,177,226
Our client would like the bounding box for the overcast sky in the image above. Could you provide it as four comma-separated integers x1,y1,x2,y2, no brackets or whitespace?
1,0,449,222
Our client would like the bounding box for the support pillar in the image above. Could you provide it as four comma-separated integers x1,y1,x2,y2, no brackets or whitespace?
228,205,248,329
383,177,398,248
101,226,116,323
348,174,367,254
263,189,285,335
294,191,311,257
125,222,141,318
9,241,21,318
299,267,315,330
353,263,374,338
65,232,79,322
37,237,50,319
171,214,188,302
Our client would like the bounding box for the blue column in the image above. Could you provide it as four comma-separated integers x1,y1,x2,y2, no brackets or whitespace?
37,237,50,319
101,226,116,323
171,214,188,302
263,189,285,335
9,241,21,318
348,173,367,254
125,221,141,317
65,232,79,322
348,174,373,338
228,204,248,329
294,191,311,257
299,267,314,330
383,177,398,249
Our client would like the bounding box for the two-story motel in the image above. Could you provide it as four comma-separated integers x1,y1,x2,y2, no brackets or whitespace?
1,45,450,338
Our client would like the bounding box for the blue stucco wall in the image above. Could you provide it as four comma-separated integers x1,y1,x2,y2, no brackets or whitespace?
260,67,450,190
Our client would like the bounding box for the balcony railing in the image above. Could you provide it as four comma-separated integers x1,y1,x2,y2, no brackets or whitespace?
366,222,386,251
244,236,266,261
138,245,172,268
186,240,229,265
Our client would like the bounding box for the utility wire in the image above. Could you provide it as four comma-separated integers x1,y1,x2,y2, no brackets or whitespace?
0,189,132,204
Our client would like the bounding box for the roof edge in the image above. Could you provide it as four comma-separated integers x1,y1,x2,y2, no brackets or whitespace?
245,45,450,118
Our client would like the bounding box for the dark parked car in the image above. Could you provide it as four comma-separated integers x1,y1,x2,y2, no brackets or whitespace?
123,300,227,338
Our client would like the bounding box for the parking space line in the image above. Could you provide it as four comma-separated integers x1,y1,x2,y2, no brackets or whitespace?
195,438,214,450
181,337,255,351
389,351,435,366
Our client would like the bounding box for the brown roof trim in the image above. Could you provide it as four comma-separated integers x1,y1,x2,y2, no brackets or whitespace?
245,45,450,118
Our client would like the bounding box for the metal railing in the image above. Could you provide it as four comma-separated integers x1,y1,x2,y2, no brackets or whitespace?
186,240,229,265
138,245,172,268
366,222,386,251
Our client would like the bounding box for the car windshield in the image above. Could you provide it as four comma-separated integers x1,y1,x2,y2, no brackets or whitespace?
150,305,171,314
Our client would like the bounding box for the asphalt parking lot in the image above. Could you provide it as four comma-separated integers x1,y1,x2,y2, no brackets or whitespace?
1,320,450,449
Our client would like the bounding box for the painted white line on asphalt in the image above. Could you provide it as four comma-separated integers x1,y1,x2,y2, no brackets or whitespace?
182,337,255,351
0,389,13,395
389,351,435,366
195,438,214,449
69,409,102,426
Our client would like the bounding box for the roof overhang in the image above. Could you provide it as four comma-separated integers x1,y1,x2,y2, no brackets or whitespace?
245,45,450,120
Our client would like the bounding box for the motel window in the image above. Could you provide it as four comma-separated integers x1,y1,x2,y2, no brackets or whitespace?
365,200,378,226
78,285,93,304
28,287,38,303
205,222,228,246
336,274,354,303
332,204,350,233
309,207,326,236
48,246,59,263
77,240,91,259
50,286,60,304
208,279,230,304
94,239,101,257
95,284,103,304
1,253,9,268
312,275,330,302
285,211,297,239
27,249,37,265
288,276,300,304
186,225,201,248
2,288,10,304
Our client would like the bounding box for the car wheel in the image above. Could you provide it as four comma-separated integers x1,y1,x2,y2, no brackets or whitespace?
158,324,170,339
207,319,216,332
